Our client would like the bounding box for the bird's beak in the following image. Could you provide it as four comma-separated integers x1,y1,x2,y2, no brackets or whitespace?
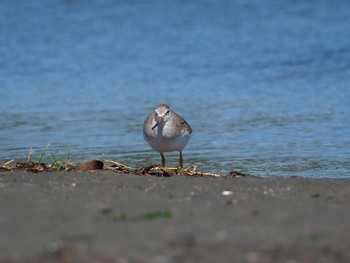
152,116,164,129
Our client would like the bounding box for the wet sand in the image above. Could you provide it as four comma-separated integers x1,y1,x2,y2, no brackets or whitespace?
0,171,350,263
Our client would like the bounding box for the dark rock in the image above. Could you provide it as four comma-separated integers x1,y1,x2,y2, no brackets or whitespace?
76,160,104,171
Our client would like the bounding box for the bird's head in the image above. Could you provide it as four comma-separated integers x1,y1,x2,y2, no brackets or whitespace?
152,104,171,129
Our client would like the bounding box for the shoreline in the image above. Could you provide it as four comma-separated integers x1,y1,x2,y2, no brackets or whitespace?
0,171,350,262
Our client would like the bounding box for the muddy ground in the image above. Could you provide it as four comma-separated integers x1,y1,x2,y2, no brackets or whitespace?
0,171,349,263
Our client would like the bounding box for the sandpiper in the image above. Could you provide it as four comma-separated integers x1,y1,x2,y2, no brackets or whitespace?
143,104,192,168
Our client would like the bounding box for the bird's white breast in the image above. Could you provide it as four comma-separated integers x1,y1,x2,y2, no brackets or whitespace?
144,118,191,153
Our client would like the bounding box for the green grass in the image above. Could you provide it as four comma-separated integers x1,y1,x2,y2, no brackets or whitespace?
25,143,74,170
39,142,51,163
50,144,73,169
26,147,35,162
111,209,173,222
296,233,323,244
133,210,173,221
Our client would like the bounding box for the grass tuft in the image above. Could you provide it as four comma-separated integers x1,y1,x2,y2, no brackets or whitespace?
297,233,322,244
39,143,50,164
133,209,173,221
26,147,35,163
111,209,173,222
49,144,74,170
24,143,74,170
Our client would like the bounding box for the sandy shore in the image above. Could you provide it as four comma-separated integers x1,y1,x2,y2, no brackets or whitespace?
0,171,350,263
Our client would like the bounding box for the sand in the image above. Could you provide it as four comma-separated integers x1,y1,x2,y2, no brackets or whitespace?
0,171,350,263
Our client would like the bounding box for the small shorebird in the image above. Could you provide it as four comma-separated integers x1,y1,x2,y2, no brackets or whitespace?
143,104,192,168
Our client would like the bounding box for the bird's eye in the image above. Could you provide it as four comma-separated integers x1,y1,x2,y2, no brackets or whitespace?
166,110,170,114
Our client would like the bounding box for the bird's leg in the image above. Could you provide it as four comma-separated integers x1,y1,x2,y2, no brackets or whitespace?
179,151,183,168
160,152,166,168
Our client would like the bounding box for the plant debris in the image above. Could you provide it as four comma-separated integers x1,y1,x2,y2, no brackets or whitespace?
1,160,74,173
1,158,257,178
15,162,49,173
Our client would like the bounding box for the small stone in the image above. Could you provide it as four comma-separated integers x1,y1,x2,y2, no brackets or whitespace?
101,207,113,214
46,241,59,253
76,160,104,171
311,193,320,198
226,199,239,205
222,190,233,196
251,209,259,217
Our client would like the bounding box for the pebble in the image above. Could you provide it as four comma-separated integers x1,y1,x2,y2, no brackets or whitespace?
222,190,233,196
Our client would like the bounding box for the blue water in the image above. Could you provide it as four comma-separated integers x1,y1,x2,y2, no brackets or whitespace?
1,0,350,178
